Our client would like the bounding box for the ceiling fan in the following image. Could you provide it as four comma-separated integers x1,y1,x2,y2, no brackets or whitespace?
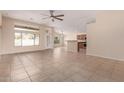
41,10,64,22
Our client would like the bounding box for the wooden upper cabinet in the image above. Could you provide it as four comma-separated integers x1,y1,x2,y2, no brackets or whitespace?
77,34,86,40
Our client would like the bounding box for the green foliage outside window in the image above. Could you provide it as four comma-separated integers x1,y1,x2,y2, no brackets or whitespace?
54,36,60,44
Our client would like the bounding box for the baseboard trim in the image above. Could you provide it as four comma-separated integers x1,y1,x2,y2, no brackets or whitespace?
1,48,53,55
86,53,124,62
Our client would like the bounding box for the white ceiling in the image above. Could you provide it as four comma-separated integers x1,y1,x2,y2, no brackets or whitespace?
1,10,96,33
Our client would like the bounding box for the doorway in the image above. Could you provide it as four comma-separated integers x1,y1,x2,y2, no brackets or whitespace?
45,30,52,49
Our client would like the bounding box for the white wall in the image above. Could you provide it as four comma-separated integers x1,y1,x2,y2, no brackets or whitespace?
64,31,77,41
0,12,2,26
64,31,87,41
87,11,124,61
0,13,2,55
0,28,1,55
1,17,54,54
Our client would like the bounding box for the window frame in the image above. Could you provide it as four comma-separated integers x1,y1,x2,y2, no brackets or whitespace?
14,31,22,47
34,34,40,46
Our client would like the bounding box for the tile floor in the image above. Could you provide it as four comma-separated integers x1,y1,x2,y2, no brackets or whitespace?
0,47,124,82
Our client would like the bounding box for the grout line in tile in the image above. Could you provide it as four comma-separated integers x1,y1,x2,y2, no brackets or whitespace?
17,55,32,82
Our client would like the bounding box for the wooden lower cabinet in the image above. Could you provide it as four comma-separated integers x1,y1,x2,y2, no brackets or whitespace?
78,42,86,52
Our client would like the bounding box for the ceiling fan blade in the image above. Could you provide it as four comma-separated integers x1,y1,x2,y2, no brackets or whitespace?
42,16,50,19
53,15,64,17
53,17,63,21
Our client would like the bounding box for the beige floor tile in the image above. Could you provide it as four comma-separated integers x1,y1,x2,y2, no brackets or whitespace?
11,72,29,82
95,69,112,78
0,47,123,82
49,72,67,82
111,68,124,81
18,78,31,82
89,74,113,82
0,77,10,82
67,73,89,82
30,73,49,82
25,67,40,76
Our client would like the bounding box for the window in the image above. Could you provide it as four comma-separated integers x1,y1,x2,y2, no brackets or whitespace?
15,32,40,46
22,33,35,46
14,26,40,46
15,32,22,46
